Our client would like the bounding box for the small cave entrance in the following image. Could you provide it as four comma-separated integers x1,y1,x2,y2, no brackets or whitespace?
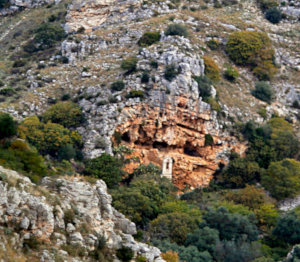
121,131,131,142
184,142,201,157
153,141,168,150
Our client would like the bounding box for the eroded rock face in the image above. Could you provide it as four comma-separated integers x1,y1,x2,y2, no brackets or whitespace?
65,0,143,33
0,165,164,261
115,97,246,189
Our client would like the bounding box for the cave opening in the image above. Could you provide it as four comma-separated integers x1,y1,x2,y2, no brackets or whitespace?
121,132,131,142
153,141,168,149
184,142,201,157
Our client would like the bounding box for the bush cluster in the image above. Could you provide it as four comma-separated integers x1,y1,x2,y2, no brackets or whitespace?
225,31,276,80
165,24,188,37
203,56,220,81
164,64,180,81
224,66,239,82
111,81,125,92
121,57,138,74
138,31,161,47
251,81,274,104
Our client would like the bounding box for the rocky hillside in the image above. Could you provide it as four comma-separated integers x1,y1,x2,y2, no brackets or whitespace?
0,165,164,261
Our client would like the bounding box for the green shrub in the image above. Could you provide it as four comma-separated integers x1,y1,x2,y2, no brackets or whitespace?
0,0,9,8
138,31,161,47
251,81,274,104
121,57,138,74
0,113,17,139
261,159,300,200
141,72,150,83
164,64,179,81
206,39,220,50
165,24,188,37
64,208,76,225
19,116,82,156
125,90,145,99
224,66,239,82
204,134,214,146
150,60,158,69
42,101,84,128
0,88,16,96
257,0,278,11
12,59,26,68
57,144,76,161
203,56,220,81
265,8,282,24
111,81,125,92
33,23,66,50
84,154,124,188
0,140,47,181
116,247,134,262
226,31,274,66
193,75,212,101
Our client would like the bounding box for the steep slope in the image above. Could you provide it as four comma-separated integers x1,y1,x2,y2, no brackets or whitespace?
0,165,165,261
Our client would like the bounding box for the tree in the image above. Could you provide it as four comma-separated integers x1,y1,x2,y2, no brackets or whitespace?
261,159,300,200
33,23,66,49
0,113,17,139
84,154,124,188
273,212,300,245
193,75,212,101
202,207,259,242
185,227,220,254
18,116,82,156
150,212,198,245
217,157,261,188
42,101,84,128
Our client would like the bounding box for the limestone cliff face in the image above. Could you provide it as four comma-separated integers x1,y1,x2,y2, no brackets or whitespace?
116,95,246,189
0,166,164,262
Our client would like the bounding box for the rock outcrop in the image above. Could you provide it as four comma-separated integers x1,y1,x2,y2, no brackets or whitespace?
116,98,246,189
0,165,164,261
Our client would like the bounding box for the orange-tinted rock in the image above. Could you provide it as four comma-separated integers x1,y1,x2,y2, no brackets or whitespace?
116,97,246,190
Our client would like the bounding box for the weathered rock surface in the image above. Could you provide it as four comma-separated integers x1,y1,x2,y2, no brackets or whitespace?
0,165,165,261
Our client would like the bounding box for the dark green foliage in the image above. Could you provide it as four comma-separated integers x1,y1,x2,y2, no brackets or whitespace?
84,154,124,188
214,240,262,262
150,212,198,245
57,144,76,161
165,24,188,37
204,134,214,147
185,227,219,254
111,81,125,92
164,64,179,81
0,88,16,96
13,59,26,68
0,113,17,139
216,156,261,188
125,90,145,99
121,57,138,74
265,8,282,23
193,75,212,101
0,0,9,8
224,66,239,82
0,140,47,181
64,209,76,225
273,212,300,245
33,23,66,50
141,72,150,83
202,207,259,242
150,60,158,69
206,39,220,50
42,101,84,128
261,159,300,200
154,239,213,262
61,93,70,101
251,81,274,104
116,247,134,262
138,31,161,47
